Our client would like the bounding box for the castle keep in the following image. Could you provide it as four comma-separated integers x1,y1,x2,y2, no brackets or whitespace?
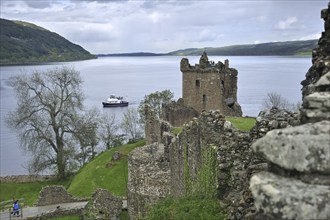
180,52,242,116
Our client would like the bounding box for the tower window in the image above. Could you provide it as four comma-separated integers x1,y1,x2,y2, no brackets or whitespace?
196,80,200,87
203,94,207,106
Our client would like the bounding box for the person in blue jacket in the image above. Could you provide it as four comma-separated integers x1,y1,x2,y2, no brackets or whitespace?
12,200,20,217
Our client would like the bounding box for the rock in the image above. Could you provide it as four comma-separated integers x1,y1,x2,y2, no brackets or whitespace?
250,172,330,220
252,120,330,174
225,97,235,106
83,188,122,220
112,151,121,161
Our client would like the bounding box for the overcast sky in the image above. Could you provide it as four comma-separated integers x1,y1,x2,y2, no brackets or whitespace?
0,0,328,54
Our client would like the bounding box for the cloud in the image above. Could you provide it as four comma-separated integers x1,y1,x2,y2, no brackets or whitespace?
298,33,321,40
0,0,326,53
275,17,298,30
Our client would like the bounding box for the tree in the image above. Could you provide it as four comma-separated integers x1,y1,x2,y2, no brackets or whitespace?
98,112,120,150
73,108,100,166
120,107,143,142
262,92,296,112
6,66,86,180
138,89,174,123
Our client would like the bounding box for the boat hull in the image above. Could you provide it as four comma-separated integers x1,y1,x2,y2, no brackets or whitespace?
102,102,129,107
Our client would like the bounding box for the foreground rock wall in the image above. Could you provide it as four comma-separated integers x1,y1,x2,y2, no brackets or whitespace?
127,143,171,219
250,4,330,220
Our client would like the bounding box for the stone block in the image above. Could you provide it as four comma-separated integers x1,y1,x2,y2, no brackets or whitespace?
252,120,330,174
250,172,330,220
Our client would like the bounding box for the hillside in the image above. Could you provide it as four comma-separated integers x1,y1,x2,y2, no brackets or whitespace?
168,40,317,56
0,18,96,65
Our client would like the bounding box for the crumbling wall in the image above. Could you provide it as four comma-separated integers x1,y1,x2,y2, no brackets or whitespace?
82,189,122,220
34,186,87,206
127,143,171,219
162,98,199,127
144,105,161,145
0,175,56,183
250,4,330,219
165,108,298,219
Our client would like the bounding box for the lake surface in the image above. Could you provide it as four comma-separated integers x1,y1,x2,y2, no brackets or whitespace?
0,56,311,176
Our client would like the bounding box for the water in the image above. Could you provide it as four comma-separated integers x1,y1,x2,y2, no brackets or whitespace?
0,56,311,176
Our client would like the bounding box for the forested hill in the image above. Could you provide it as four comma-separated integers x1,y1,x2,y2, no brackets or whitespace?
168,40,318,56
0,18,96,65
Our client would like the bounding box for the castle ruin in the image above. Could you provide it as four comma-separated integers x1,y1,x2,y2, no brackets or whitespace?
180,52,242,116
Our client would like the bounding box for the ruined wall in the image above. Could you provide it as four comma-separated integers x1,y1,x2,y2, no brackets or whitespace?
180,52,242,116
0,175,56,183
34,186,87,206
127,143,171,219
250,4,330,219
162,98,199,127
83,189,122,220
144,105,161,145
165,108,298,219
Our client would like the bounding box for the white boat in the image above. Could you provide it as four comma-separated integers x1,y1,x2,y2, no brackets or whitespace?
102,95,129,107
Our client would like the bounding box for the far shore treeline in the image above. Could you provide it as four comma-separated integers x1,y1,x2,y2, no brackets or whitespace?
0,18,316,65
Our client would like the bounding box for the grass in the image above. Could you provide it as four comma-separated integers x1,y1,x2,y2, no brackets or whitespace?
49,215,80,220
171,127,183,136
143,195,225,220
0,180,71,207
68,140,145,198
225,117,256,132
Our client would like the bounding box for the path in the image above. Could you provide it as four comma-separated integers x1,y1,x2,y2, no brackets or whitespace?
0,200,127,220
0,201,87,220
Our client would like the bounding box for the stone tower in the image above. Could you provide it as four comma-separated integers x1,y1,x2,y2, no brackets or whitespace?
180,52,242,116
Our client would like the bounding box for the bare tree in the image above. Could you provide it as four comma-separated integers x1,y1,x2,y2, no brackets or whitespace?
6,66,86,180
120,107,143,142
98,112,120,150
262,92,296,112
73,108,100,166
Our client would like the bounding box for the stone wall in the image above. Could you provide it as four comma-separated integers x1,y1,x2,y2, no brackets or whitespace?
127,143,171,219
166,108,298,219
0,175,56,183
129,105,299,220
83,188,122,220
34,186,87,206
162,98,199,127
180,52,242,116
144,105,161,145
250,4,330,220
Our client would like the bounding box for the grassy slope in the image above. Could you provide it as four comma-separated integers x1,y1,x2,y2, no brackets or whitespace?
68,140,145,198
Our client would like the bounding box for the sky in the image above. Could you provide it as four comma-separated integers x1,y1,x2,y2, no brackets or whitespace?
0,0,328,54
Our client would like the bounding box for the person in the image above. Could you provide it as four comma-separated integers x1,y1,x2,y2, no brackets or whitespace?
12,200,20,217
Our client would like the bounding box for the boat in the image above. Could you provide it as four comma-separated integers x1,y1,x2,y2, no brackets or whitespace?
102,95,129,107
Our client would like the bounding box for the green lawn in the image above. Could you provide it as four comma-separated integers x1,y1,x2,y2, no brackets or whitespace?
225,117,256,132
68,140,145,198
